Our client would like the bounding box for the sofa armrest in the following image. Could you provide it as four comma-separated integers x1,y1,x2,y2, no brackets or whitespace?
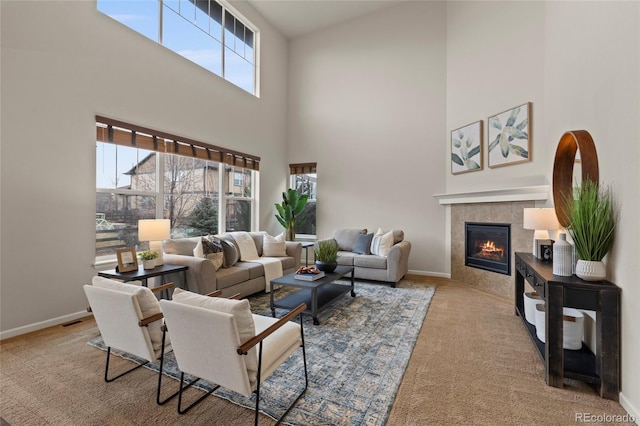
163,253,217,295
285,241,302,266
387,241,411,282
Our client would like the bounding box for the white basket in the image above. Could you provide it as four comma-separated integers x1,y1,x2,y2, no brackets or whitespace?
534,304,585,350
523,292,543,325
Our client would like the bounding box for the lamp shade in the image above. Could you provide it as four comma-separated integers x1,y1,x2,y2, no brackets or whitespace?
138,219,170,241
523,208,559,231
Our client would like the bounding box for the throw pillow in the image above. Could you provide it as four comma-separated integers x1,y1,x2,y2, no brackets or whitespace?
172,288,257,372
352,233,374,255
193,236,224,270
219,235,240,267
370,228,395,257
262,233,287,257
91,276,167,350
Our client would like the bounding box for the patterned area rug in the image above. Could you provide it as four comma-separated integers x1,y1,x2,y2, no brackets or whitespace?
88,281,435,425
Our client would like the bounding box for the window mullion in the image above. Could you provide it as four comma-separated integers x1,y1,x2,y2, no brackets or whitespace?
157,152,165,219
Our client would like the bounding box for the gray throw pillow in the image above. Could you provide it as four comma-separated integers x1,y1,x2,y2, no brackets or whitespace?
352,233,374,255
218,235,239,267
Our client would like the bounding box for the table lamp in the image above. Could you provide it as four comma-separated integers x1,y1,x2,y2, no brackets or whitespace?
523,208,559,257
138,219,170,266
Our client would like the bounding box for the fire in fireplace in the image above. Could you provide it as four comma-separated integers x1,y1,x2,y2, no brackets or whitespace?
465,222,511,275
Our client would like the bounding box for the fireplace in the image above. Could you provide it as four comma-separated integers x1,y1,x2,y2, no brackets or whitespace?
465,222,511,275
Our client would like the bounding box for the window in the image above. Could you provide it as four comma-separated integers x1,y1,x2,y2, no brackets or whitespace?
289,163,317,237
98,0,258,95
95,117,259,262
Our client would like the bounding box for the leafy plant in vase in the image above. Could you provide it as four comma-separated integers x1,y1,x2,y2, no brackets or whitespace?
139,250,158,270
565,180,618,281
314,239,339,273
275,188,309,241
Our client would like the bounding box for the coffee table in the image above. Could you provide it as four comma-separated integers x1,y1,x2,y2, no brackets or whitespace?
270,265,355,325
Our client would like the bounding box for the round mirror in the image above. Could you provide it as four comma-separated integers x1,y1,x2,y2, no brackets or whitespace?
552,130,599,227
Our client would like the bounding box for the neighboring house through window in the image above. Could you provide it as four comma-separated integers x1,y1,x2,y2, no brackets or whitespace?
289,163,317,237
95,117,259,262
97,0,258,95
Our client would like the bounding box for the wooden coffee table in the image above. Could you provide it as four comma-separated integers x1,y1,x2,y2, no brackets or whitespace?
270,265,355,325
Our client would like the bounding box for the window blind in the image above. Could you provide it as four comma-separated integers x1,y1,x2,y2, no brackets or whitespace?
96,116,260,171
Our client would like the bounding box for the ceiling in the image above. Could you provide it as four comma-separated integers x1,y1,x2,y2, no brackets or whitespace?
245,0,405,39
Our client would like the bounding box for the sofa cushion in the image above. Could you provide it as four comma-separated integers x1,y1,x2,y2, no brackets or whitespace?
352,233,374,255
371,228,394,257
236,262,265,280
354,255,388,270
249,232,265,257
262,233,287,257
333,228,367,252
214,266,251,289
393,230,405,244
279,256,296,271
337,251,357,266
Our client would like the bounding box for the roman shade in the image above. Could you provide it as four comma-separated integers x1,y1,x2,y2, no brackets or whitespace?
289,162,316,174
96,116,260,171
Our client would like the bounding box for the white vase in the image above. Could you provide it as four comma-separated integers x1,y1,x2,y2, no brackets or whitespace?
575,259,606,281
142,259,156,270
553,233,573,277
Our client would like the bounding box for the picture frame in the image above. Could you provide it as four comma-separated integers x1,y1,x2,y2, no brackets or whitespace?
535,239,554,262
488,102,531,168
116,248,138,272
451,120,483,175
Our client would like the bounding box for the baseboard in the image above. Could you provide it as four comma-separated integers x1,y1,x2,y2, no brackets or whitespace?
619,392,640,425
0,310,90,341
407,269,451,279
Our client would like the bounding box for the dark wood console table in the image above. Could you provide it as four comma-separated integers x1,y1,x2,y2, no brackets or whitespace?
514,252,620,400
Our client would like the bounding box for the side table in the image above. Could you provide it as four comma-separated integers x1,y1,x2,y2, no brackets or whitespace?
299,241,315,266
98,263,188,299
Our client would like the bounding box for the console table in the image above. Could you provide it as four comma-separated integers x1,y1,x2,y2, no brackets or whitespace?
514,252,620,400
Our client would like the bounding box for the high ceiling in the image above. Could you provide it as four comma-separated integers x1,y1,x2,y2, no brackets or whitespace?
245,0,405,39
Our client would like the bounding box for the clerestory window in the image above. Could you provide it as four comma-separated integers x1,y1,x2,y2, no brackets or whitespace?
95,116,259,263
98,0,258,95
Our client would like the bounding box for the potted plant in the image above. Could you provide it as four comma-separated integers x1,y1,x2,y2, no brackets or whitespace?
139,250,158,270
565,180,618,281
314,239,339,273
275,188,309,241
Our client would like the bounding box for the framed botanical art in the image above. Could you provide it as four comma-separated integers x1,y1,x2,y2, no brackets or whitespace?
488,102,531,168
451,120,483,175
116,247,138,272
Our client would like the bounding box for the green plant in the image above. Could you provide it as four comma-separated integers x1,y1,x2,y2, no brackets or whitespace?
275,189,309,240
139,250,159,261
314,239,338,263
565,180,618,261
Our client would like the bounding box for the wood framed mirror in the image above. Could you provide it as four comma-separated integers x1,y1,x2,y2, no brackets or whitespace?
552,130,599,227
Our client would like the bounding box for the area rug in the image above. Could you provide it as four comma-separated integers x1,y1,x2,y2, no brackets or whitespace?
88,281,435,425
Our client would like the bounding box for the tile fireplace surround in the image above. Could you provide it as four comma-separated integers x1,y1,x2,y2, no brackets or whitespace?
451,201,535,298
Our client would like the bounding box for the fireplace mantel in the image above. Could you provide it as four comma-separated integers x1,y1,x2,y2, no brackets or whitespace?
433,185,549,205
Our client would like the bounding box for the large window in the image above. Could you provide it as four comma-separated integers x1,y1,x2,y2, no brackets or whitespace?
95,118,259,262
289,163,317,237
98,0,257,95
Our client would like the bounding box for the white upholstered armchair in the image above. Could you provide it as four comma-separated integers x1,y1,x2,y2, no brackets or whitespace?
159,289,308,425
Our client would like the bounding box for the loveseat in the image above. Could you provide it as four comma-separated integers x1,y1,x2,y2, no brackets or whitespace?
163,232,301,297
321,228,411,286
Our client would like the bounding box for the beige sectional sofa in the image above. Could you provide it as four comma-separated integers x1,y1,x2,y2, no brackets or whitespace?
323,228,411,286
163,232,301,297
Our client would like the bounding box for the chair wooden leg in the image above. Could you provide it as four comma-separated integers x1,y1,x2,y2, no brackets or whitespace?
104,346,148,383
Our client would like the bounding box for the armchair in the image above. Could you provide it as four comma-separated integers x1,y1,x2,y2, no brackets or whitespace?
159,290,308,425
84,277,177,405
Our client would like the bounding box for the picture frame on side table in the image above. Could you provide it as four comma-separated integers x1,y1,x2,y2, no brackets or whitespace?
116,248,138,272
488,102,531,168
536,239,554,262
451,120,483,175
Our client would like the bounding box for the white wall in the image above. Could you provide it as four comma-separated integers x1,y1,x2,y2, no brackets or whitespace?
0,0,289,334
288,1,448,276
446,0,640,417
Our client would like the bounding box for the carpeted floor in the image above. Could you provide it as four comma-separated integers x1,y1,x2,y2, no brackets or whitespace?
0,276,631,425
